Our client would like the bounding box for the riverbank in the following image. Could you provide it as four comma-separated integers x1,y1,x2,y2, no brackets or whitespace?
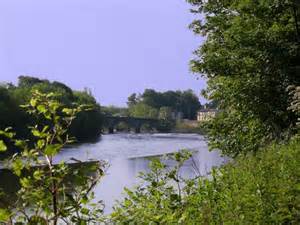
171,119,204,134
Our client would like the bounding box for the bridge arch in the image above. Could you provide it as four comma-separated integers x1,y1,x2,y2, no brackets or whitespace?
103,116,160,133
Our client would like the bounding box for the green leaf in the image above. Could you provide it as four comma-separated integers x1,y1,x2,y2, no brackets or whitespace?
30,99,37,107
20,177,31,188
44,144,62,156
37,140,45,149
37,104,47,113
0,130,15,139
33,170,43,180
32,129,41,137
49,102,60,111
0,140,7,152
62,108,73,115
80,208,90,215
0,208,10,222
15,140,27,148
12,158,24,176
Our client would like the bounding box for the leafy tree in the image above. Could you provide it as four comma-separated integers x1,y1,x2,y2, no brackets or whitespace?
102,106,129,117
127,89,201,120
0,91,105,224
18,76,47,88
31,82,74,105
52,81,74,97
0,76,103,150
127,93,139,107
73,91,97,105
129,103,159,119
158,107,173,121
188,0,300,155
180,90,201,119
141,89,163,109
0,86,29,149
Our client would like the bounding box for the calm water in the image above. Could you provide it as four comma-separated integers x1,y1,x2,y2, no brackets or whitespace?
56,133,226,212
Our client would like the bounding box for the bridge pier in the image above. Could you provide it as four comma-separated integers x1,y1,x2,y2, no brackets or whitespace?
134,126,141,133
108,127,114,134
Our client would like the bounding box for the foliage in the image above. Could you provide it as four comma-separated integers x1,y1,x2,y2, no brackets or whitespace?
203,110,270,157
287,85,300,129
102,105,129,117
158,107,173,120
174,120,203,134
156,120,175,133
129,103,159,119
0,76,103,157
18,76,47,88
187,0,300,155
111,139,300,224
127,93,138,107
111,150,193,224
128,89,201,120
0,91,105,224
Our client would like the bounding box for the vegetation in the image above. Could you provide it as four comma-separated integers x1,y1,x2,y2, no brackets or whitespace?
0,91,104,224
109,1,300,224
127,89,201,120
173,120,203,134
102,106,129,117
1,92,299,224
1,0,300,224
0,76,103,158
188,0,300,156
111,139,300,224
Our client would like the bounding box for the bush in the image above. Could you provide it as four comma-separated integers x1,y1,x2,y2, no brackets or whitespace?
111,139,300,224
0,91,105,224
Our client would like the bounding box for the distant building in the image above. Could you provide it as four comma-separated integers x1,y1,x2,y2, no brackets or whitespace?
197,109,218,121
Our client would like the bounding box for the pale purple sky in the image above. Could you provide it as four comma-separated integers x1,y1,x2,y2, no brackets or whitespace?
0,0,205,106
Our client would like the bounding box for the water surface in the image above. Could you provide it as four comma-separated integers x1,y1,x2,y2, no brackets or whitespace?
57,133,226,211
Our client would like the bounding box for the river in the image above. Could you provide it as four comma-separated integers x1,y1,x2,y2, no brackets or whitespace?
57,133,226,212
0,133,226,213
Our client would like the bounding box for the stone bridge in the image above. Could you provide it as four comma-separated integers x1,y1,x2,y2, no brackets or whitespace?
103,116,160,133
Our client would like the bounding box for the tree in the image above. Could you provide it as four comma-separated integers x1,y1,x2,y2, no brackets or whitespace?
129,103,159,119
127,93,138,107
158,107,173,121
18,76,47,88
102,106,129,117
141,89,162,109
127,89,201,120
179,90,201,120
0,76,103,147
188,0,300,155
0,91,105,224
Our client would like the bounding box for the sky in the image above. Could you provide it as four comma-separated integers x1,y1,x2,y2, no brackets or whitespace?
0,0,205,106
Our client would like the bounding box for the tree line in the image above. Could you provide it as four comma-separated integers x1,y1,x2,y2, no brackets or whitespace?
0,76,102,158
127,89,201,120
102,89,202,132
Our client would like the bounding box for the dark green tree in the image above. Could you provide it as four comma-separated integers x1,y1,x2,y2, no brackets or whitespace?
127,89,201,120
127,93,138,107
188,0,300,156
0,76,104,156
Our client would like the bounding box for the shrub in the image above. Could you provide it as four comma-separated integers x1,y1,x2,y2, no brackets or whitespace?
111,139,300,224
